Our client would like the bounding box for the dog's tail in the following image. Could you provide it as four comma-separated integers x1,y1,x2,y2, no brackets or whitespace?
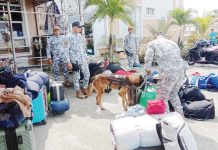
87,76,96,96
89,75,96,83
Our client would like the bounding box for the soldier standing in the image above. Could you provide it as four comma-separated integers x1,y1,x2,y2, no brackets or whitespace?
46,26,71,87
124,26,140,68
144,32,188,114
64,21,90,99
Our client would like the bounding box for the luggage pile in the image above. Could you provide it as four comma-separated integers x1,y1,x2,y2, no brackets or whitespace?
179,84,215,120
0,61,71,149
0,64,36,149
111,112,198,150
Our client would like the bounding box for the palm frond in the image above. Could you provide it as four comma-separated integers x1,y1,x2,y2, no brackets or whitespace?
148,18,173,38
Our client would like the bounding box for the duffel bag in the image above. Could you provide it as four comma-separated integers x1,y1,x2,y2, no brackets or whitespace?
50,100,70,114
139,85,157,107
26,80,41,99
198,75,214,89
178,85,205,103
183,99,215,120
208,73,218,89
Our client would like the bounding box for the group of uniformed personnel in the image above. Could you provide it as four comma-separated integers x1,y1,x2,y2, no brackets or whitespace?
47,21,89,99
47,21,187,114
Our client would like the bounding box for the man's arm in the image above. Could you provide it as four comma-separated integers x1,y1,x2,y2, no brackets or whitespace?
81,35,88,59
124,36,128,51
144,43,155,70
46,37,51,59
135,36,139,54
61,34,71,63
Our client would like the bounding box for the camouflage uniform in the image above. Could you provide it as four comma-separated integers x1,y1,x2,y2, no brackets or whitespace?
124,33,140,68
144,37,188,113
64,32,90,91
47,35,69,81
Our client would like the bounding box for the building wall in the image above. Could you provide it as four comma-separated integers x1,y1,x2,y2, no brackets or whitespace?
25,0,38,37
141,0,183,38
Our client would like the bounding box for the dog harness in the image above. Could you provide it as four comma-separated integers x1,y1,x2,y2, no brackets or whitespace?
108,75,130,90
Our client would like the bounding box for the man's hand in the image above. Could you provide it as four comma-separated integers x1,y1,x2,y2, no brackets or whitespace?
48,59,52,65
67,62,73,71
145,68,151,75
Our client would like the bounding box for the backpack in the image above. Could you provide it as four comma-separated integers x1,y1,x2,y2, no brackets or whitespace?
157,113,198,150
183,99,215,120
178,85,205,103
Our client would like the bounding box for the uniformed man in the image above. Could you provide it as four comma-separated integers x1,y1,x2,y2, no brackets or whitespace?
64,21,90,99
124,26,140,68
144,32,188,114
46,26,71,87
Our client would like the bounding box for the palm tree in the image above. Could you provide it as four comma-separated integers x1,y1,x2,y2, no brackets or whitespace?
170,8,192,47
193,15,218,38
85,0,133,59
148,18,174,39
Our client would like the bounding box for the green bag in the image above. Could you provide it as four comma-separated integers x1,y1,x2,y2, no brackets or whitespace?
139,85,157,107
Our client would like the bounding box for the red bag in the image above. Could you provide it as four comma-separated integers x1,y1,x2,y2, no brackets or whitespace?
146,99,166,114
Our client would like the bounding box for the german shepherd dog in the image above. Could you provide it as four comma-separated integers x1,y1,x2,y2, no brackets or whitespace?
88,73,145,111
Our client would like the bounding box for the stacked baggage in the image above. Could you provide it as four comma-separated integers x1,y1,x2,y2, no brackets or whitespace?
111,113,198,150
23,70,49,124
0,83,36,150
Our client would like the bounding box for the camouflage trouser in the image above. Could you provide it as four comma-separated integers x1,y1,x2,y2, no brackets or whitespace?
53,58,69,81
127,52,139,68
73,62,90,91
156,69,185,114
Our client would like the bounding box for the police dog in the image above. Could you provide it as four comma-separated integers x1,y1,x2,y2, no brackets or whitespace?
88,73,145,111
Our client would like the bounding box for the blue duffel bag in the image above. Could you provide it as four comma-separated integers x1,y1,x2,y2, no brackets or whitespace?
50,100,70,114
198,73,218,90
208,73,218,89
26,80,41,99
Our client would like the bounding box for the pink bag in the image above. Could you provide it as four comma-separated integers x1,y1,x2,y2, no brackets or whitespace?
146,99,166,114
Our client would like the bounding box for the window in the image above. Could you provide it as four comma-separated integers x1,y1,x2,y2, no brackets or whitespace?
145,8,155,17
0,0,30,57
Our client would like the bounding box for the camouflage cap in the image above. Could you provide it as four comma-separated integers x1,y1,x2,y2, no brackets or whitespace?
53,26,60,31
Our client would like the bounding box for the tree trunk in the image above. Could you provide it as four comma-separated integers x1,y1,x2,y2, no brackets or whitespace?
108,19,113,59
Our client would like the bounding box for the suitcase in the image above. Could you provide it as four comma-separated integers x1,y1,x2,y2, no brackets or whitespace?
0,120,36,150
32,87,47,125
50,81,65,101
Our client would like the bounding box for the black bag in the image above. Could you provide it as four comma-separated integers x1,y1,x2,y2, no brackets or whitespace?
178,85,206,103
183,99,215,120
71,62,80,72
106,63,124,73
